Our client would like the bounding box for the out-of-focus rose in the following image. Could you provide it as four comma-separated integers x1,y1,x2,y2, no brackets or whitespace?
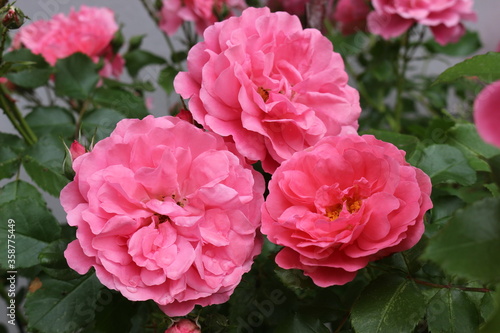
159,0,247,36
61,116,264,316
333,0,370,35
267,0,309,17
367,0,476,45
165,319,201,333
175,7,361,173
473,80,500,148
12,6,123,77
261,134,432,287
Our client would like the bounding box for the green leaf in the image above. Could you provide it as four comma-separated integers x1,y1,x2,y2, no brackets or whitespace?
92,88,149,118
3,49,52,88
416,144,476,186
0,180,43,205
427,289,480,333
81,108,125,141
127,34,145,52
363,129,419,157
55,53,100,100
101,77,155,92
39,240,81,281
445,124,500,172
275,313,329,333
158,66,179,94
25,273,103,333
0,189,61,268
22,134,70,197
25,106,75,139
423,198,500,282
0,133,25,180
435,52,500,84
488,155,500,188
351,275,426,333
480,289,500,333
90,292,138,333
425,31,482,57
124,49,166,77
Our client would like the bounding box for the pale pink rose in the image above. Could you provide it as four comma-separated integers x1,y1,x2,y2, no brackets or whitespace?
333,0,371,35
174,7,361,173
13,6,122,77
261,134,432,287
367,0,476,45
159,0,247,36
165,319,201,333
473,80,500,148
61,116,264,316
69,140,86,161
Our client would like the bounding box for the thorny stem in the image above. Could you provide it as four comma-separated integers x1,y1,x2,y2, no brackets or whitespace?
0,26,8,64
138,0,177,55
0,84,37,145
74,99,90,139
393,31,411,132
410,277,492,293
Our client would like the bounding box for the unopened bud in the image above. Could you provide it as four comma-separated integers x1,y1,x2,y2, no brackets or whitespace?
69,140,86,161
1,6,25,30
165,319,201,333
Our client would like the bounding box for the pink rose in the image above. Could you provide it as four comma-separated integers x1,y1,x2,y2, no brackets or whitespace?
165,319,201,333
13,6,122,77
261,134,432,287
175,7,361,173
159,0,247,36
473,80,500,148
367,0,477,45
61,116,264,316
333,0,371,35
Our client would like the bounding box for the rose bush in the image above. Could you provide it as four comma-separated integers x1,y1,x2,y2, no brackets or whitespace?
61,115,264,316
12,5,123,77
367,0,476,45
261,134,432,287
174,7,361,173
473,80,500,148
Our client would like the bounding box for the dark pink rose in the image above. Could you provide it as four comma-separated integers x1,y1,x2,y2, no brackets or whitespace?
165,319,201,333
159,0,247,36
333,0,371,35
13,6,123,77
61,116,264,316
261,134,432,287
473,80,500,148
367,0,476,45
175,7,361,173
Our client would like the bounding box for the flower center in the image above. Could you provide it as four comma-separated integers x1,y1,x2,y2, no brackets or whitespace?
257,86,270,102
325,199,362,221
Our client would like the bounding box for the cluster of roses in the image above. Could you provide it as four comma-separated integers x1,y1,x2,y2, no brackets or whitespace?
54,5,435,322
160,0,476,46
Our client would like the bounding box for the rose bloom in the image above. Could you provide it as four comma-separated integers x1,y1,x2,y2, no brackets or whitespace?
12,6,123,77
333,0,371,35
473,80,500,148
165,319,201,333
61,116,264,316
175,7,361,173
159,0,247,36
367,0,476,45
261,135,432,287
